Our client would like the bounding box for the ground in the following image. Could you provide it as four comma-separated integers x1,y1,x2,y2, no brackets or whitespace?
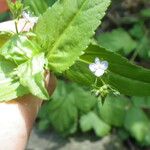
27,128,127,150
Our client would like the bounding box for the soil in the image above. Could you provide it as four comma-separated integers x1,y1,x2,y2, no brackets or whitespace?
27,128,127,150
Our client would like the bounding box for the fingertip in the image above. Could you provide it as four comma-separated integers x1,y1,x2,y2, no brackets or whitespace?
45,71,57,95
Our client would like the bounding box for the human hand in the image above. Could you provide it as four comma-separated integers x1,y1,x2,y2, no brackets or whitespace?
0,19,57,150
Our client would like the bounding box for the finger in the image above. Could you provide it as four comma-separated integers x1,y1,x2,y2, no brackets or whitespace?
45,71,57,95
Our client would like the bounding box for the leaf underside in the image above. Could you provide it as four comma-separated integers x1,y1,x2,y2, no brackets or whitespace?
0,56,28,101
17,53,49,100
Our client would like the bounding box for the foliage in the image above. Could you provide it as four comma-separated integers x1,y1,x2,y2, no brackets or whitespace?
124,107,150,146
24,0,57,16
65,44,150,96
96,1,150,61
1,35,40,64
17,53,49,99
35,0,111,72
0,0,150,147
97,28,137,55
38,80,111,137
0,55,28,101
97,96,129,127
1,0,150,101
0,0,112,101
7,0,24,19
80,112,111,137
38,81,150,146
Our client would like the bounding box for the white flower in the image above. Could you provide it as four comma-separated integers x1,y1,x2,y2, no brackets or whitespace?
22,11,38,24
21,11,38,31
89,57,108,77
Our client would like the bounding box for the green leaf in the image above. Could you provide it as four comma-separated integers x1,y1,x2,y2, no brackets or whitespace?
140,8,150,18
82,44,150,82
24,0,57,16
124,107,150,146
38,80,97,134
64,61,96,86
145,135,150,146
38,119,51,131
109,72,150,96
35,0,111,72
0,55,28,101
96,28,137,55
44,81,78,135
17,53,49,100
7,0,24,19
129,24,150,60
65,44,150,96
0,32,12,48
46,0,57,7
80,112,111,137
97,95,130,127
75,88,97,113
129,23,145,40
131,97,150,109
0,35,40,64
137,36,150,60
24,0,48,16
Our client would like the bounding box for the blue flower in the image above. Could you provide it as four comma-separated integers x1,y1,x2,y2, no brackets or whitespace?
89,57,108,77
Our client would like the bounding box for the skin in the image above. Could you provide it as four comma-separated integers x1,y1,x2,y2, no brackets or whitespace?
0,20,57,149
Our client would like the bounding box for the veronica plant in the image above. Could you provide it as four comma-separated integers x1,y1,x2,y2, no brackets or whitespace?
0,0,150,102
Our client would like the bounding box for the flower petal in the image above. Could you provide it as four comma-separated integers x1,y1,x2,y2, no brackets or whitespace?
94,69,104,77
101,61,109,70
89,63,97,72
22,11,31,22
22,11,38,24
95,57,101,65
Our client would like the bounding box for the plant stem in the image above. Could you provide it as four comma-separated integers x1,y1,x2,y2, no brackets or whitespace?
100,78,105,85
94,77,98,85
79,58,90,64
15,20,19,34
21,22,28,32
